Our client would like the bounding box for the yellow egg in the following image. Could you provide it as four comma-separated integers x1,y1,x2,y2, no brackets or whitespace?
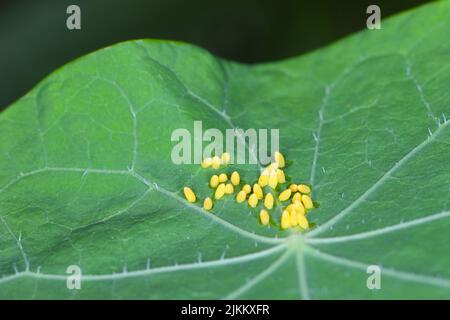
212,156,221,169
253,184,264,200
276,169,286,184
268,170,278,189
281,210,291,229
248,194,258,208
221,152,231,164
242,184,251,194
230,171,240,185
201,157,212,169
292,192,301,203
236,190,247,203
274,151,285,168
301,194,314,209
259,209,270,225
292,201,305,215
278,189,292,202
210,175,219,188
258,172,269,187
218,173,228,183
298,184,311,194
264,193,274,210
298,214,309,230
225,183,234,194
203,197,213,210
215,183,226,199
183,187,196,203
290,210,298,226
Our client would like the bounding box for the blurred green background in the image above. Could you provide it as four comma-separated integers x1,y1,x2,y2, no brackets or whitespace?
0,0,432,110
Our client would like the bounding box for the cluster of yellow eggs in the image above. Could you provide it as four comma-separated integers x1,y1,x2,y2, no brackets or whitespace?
183,152,316,230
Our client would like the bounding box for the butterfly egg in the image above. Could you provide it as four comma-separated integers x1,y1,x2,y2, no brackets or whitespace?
210,175,219,188
268,170,278,189
285,203,294,213
218,173,228,183
292,192,301,203
230,171,240,185
289,184,298,193
276,169,286,184
290,210,298,226
298,184,311,194
264,193,274,210
258,174,269,187
242,184,251,194
274,151,285,168
215,183,226,199
248,193,258,208
212,156,221,169
281,210,291,229
201,157,212,169
203,197,213,211
259,209,270,225
225,183,234,194
236,190,247,203
301,194,314,209
258,167,269,184
292,201,305,215
183,187,196,203
221,152,231,165
298,214,309,230
278,188,292,202
253,184,264,200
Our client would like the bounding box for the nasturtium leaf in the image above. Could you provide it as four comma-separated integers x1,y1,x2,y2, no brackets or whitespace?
1,2,450,299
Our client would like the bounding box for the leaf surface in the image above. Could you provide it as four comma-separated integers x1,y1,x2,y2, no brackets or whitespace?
0,2,450,299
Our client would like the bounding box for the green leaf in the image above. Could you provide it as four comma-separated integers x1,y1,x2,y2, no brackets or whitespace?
1,2,449,299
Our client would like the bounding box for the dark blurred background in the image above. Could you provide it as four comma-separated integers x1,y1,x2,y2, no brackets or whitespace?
0,0,433,110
